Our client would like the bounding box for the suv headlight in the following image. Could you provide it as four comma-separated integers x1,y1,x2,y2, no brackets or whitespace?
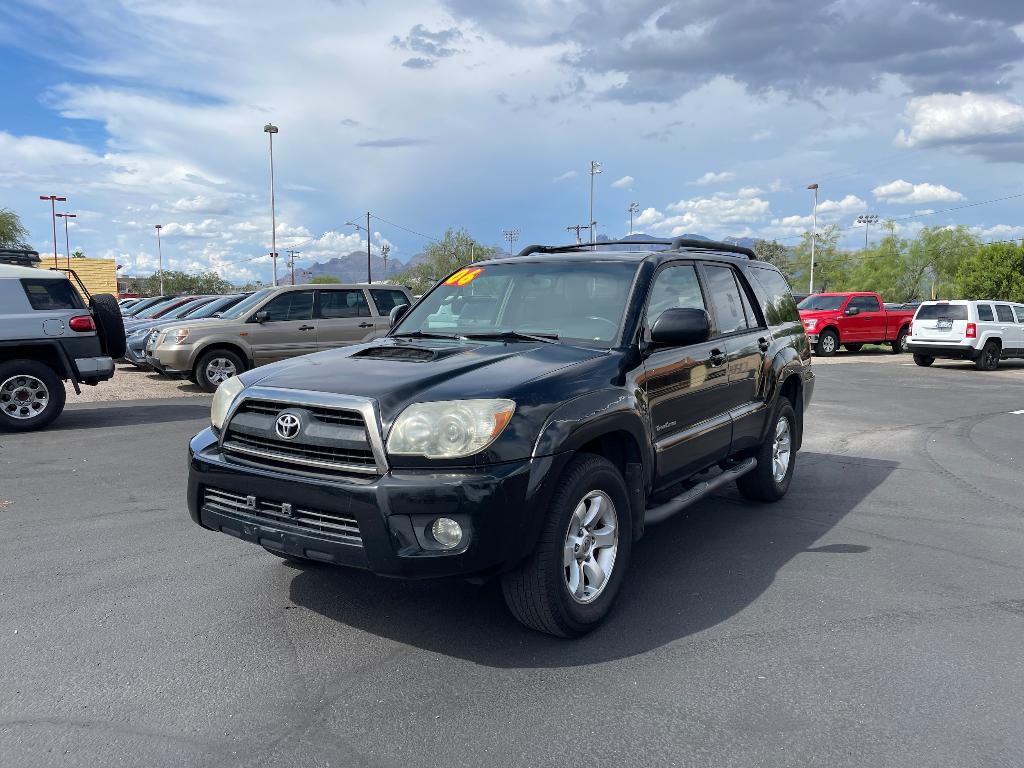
210,376,245,431
387,399,516,459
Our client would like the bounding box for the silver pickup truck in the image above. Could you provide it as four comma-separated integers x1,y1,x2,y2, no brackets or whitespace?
0,264,124,431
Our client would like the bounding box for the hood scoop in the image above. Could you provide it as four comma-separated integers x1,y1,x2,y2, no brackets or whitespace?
352,345,451,362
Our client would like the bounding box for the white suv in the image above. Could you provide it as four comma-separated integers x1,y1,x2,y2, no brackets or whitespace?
907,300,1024,371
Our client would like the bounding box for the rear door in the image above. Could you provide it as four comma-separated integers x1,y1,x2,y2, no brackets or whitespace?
995,304,1019,354
315,288,378,351
642,262,732,487
247,290,316,364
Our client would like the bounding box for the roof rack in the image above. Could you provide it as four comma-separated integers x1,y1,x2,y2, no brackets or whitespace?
516,237,756,260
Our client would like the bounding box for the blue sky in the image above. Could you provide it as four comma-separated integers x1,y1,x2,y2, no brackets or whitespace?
2,0,1024,283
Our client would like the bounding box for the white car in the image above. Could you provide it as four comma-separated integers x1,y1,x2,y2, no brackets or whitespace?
907,299,1024,370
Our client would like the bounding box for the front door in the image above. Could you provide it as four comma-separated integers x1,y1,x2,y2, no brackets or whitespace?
246,289,317,364
846,295,883,342
642,262,732,488
315,288,380,350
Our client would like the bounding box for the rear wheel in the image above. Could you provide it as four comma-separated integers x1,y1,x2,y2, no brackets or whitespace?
913,354,935,367
844,343,863,352
193,349,244,393
815,329,838,357
0,360,66,432
501,454,632,637
891,327,909,354
975,341,1000,371
737,400,797,502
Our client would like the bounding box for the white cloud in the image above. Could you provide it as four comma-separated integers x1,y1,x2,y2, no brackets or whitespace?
611,175,634,189
872,179,964,204
692,171,736,186
737,186,762,198
552,170,577,183
635,193,771,237
895,92,1024,147
769,195,866,231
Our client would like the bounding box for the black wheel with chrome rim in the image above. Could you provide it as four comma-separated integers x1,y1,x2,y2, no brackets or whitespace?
0,360,66,432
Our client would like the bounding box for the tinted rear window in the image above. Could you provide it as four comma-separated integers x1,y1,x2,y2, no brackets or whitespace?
21,278,84,310
977,304,994,321
749,266,799,325
916,304,968,321
996,304,1015,323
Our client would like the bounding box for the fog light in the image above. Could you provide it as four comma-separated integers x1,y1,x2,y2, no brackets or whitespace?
431,517,463,549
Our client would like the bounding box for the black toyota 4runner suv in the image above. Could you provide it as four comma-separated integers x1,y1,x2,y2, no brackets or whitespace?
187,239,813,636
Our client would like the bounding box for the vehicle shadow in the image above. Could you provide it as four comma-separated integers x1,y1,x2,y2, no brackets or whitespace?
48,401,211,431
288,450,896,667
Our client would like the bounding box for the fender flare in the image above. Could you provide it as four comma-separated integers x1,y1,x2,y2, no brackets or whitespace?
760,346,807,449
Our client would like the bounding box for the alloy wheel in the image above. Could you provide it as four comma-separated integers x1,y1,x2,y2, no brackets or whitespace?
772,415,792,484
0,374,50,420
563,490,618,604
205,357,238,386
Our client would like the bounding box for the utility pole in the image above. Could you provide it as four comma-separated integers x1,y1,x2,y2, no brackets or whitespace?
502,228,520,255
55,212,77,269
39,194,67,269
366,212,372,283
286,250,302,284
807,183,819,294
263,123,279,285
381,243,390,279
154,224,164,294
566,224,586,244
856,214,879,249
589,160,602,248
628,202,639,235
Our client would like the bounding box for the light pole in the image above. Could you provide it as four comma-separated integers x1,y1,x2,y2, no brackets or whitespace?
39,194,67,269
154,224,164,295
263,123,279,286
856,214,879,249
628,202,640,235
381,243,390,278
807,183,819,294
589,161,602,247
286,250,302,284
55,212,77,269
502,228,520,255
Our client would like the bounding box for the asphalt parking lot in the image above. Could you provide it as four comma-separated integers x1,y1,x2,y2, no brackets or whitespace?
2,355,1023,767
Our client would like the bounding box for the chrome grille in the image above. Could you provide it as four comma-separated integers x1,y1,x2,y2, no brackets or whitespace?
202,486,362,544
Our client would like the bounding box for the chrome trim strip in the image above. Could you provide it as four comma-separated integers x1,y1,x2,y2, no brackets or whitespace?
654,411,731,453
221,440,377,475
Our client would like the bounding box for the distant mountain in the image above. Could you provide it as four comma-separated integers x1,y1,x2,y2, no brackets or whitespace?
301,249,428,283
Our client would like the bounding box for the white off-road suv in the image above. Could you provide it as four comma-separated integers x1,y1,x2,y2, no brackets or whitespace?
907,300,1024,371
0,264,124,430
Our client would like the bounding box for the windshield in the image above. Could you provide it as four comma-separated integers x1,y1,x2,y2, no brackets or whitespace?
185,294,244,319
171,298,213,318
393,261,639,346
219,288,275,319
798,295,846,311
134,298,180,319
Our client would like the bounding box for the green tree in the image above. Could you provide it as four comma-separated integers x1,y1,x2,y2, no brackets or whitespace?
0,208,31,249
309,275,342,284
141,270,232,295
956,242,1024,302
791,224,848,293
394,228,498,295
752,239,793,282
71,248,86,259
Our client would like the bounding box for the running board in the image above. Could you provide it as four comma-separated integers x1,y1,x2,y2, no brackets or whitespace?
644,458,758,525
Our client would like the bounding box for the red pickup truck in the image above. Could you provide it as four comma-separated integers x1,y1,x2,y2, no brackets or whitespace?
797,292,916,356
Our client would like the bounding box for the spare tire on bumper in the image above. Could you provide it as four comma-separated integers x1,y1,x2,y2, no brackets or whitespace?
89,294,126,359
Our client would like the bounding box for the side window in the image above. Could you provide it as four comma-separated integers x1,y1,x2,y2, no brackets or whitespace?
20,279,84,310
995,304,1015,323
259,291,314,321
645,264,706,327
977,304,994,322
369,289,409,315
1015,306,1024,323
850,295,881,312
702,265,749,335
748,266,799,326
319,290,371,319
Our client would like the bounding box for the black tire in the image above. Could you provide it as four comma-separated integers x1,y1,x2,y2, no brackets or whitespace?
193,348,245,393
975,341,1000,371
913,354,934,367
89,293,126,358
814,329,839,357
501,454,632,637
737,400,797,502
844,344,863,353
891,326,909,354
0,359,67,432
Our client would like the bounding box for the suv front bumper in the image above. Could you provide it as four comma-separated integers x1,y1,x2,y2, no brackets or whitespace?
187,428,567,579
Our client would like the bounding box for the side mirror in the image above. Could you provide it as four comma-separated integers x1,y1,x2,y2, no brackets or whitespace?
649,308,711,348
844,306,859,316
252,310,269,324
389,303,410,328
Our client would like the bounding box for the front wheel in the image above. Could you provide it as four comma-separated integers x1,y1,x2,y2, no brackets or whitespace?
815,329,838,357
737,401,797,502
0,360,67,432
501,454,632,637
913,354,934,367
193,349,244,393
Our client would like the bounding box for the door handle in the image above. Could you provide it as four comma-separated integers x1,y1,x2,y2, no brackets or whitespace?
709,348,726,366
299,325,315,331
758,337,770,352
358,322,374,328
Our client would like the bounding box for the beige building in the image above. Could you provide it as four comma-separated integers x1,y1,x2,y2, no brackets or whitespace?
36,257,118,297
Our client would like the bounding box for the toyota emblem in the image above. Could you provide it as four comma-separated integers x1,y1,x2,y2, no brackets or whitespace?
275,412,301,440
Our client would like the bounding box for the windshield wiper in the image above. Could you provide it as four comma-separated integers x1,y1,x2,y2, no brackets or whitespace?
461,330,560,344
391,330,465,341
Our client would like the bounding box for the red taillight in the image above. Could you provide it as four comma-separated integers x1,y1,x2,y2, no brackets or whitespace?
69,315,95,332
908,322,913,336
966,322,977,339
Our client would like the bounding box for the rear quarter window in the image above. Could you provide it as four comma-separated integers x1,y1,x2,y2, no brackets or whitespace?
747,266,799,325
20,278,84,310
996,304,1015,323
